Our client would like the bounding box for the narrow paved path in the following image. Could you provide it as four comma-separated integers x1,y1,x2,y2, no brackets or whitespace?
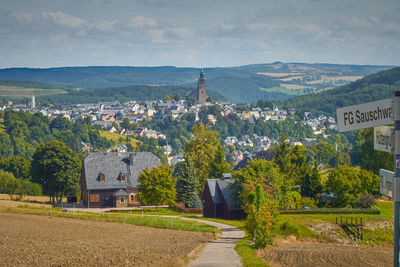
182,218,245,267
63,207,245,266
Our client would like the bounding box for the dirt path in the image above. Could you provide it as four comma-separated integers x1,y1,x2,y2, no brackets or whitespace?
184,218,245,267
261,241,393,267
0,212,213,266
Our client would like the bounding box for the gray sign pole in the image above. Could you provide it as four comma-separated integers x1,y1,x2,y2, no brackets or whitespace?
394,91,400,267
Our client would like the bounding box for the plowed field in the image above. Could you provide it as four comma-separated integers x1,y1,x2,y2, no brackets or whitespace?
262,241,392,267
0,212,213,266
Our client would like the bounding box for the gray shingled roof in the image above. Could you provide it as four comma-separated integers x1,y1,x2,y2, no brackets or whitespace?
113,189,129,196
83,152,161,190
206,179,222,204
216,179,242,211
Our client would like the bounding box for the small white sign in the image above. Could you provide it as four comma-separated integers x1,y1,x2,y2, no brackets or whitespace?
337,99,393,132
380,169,393,198
374,126,394,153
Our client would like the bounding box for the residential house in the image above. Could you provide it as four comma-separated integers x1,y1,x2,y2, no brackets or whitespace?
224,136,238,146
81,152,161,208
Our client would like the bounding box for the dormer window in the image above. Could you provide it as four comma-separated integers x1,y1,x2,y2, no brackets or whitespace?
99,174,105,182
120,173,125,182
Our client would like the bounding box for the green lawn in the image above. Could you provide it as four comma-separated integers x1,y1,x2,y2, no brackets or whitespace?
99,130,138,148
1,204,219,234
112,207,201,216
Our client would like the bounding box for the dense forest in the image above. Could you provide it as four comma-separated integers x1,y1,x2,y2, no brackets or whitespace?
286,67,400,116
36,85,227,104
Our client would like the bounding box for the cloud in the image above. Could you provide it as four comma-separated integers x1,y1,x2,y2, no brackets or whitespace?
128,16,157,28
41,11,87,28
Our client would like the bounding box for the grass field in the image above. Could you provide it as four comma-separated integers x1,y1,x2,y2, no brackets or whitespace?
99,130,138,148
0,86,67,97
260,87,305,96
320,168,332,185
0,117,5,133
0,203,219,234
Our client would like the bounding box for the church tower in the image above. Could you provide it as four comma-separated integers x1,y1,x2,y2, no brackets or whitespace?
31,94,35,109
194,70,208,104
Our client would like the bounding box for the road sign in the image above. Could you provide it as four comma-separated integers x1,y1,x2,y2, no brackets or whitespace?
374,126,394,153
337,98,393,132
380,169,394,198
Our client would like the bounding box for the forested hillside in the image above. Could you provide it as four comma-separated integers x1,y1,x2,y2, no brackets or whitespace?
0,63,393,103
286,67,400,115
37,85,227,104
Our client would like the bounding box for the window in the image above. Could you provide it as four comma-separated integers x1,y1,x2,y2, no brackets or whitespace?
120,197,125,203
90,194,100,203
130,194,134,201
120,173,125,182
99,174,105,182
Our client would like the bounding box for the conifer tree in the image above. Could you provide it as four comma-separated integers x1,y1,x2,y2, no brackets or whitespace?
209,144,231,179
273,133,293,175
173,158,201,208
301,160,322,198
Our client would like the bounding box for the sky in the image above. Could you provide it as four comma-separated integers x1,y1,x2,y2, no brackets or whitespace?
1,0,399,68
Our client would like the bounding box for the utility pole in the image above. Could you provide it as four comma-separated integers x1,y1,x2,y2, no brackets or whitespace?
394,91,400,267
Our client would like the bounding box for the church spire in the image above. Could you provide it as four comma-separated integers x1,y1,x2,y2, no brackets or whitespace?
193,69,208,104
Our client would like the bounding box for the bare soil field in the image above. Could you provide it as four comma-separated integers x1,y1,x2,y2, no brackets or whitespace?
260,240,392,267
0,193,64,204
0,212,213,266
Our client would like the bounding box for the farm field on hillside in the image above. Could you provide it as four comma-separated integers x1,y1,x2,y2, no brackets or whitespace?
0,212,213,266
0,85,67,97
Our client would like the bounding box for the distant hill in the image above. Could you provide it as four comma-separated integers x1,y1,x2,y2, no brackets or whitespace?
37,85,227,104
286,67,400,116
0,63,394,103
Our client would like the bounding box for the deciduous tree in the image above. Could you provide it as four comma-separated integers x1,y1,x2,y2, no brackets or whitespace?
139,165,176,210
184,123,221,191
326,165,379,207
31,141,81,203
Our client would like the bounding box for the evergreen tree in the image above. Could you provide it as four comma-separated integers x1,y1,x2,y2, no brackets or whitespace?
209,144,231,179
173,158,201,208
273,133,293,175
301,160,322,198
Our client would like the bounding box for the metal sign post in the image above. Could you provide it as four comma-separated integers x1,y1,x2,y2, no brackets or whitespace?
394,91,400,267
337,93,399,267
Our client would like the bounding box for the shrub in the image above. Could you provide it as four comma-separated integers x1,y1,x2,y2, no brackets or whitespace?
300,197,317,208
281,208,380,215
244,184,278,248
279,221,299,236
359,193,376,208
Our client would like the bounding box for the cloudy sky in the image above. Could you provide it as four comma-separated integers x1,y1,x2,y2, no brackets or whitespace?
1,0,399,68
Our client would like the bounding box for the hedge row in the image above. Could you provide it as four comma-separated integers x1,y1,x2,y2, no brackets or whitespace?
281,208,380,215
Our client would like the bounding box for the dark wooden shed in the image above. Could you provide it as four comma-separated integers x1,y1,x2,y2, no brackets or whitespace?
202,179,246,220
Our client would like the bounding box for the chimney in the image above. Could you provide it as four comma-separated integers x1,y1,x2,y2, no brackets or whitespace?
129,153,134,165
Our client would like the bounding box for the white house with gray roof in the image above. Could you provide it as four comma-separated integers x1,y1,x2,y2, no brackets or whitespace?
81,152,160,208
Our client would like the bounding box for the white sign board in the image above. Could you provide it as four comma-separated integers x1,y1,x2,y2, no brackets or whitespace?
374,126,394,153
337,98,393,132
380,169,393,198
